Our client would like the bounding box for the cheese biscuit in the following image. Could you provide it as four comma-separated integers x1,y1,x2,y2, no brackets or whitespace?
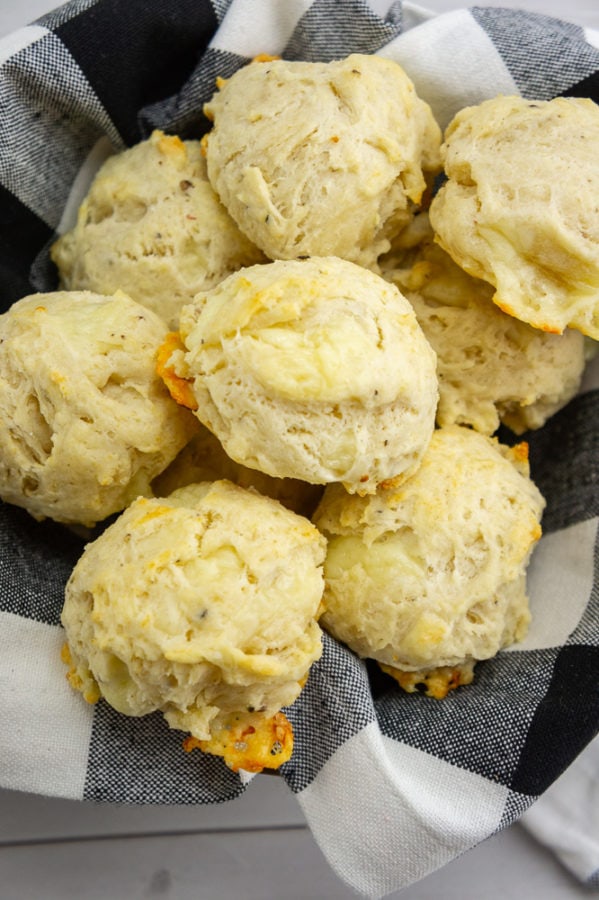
51,130,265,328
61,480,326,770
203,54,441,268
165,257,439,494
384,215,587,434
0,290,196,526
430,95,599,337
313,425,545,692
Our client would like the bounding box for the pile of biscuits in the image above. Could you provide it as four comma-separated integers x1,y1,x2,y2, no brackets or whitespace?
1,52,597,771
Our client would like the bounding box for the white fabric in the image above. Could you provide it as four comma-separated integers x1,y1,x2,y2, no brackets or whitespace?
586,28,599,49
522,735,599,885
509,517,598,652
298,724,510,899
0,24,47,65
0,611,94,798
210,0,314,56
379,9,518,127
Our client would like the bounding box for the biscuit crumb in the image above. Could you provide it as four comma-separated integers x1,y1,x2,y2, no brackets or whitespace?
183,711,293,772
379,661,476,699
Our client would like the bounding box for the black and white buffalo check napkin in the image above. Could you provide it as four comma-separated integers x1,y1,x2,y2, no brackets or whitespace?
0,2,598,896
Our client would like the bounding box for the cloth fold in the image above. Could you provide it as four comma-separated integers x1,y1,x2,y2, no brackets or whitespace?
521,733,599,888
0,2,598,897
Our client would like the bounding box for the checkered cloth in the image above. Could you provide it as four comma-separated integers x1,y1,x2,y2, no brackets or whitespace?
0,2,598,896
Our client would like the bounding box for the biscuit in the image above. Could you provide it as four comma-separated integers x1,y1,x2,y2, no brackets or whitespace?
61,480,326,769
153,422,324,518
384,216,587,434
203,54,441,268
0,290,196,526
51,130,265,328
429,95,599,337
166,257,439,494
312,426,545,687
